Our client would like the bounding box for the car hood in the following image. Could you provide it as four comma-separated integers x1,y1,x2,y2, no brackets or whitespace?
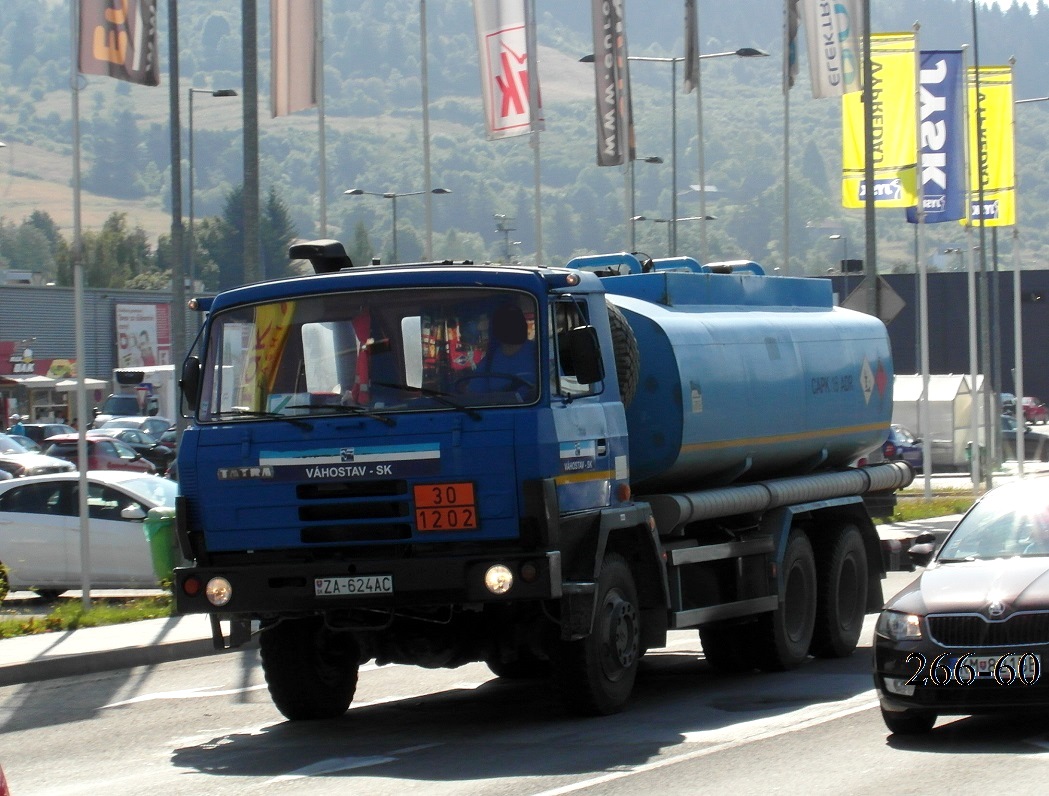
0,452,75,471
889,558,1049,617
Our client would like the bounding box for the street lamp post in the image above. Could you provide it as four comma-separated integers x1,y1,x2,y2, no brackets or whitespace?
829,233,848,297
345,187,451,263
632,215,716,258
580,48,766,258
629,156,663,251
188,88,237,290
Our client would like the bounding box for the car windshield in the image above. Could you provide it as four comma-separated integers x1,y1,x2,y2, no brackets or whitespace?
937,480,1049,561
0,435,28,454
197,287,541,422
101,395,141,415
118,476,178,507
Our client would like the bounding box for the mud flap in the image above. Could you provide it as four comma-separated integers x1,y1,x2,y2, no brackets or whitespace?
560,581,597,640
209,615,253,650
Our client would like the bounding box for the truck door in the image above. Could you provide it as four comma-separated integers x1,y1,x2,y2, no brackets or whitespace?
550,298,619,512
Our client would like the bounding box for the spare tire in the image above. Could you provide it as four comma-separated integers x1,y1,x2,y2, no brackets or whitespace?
606,299,639,408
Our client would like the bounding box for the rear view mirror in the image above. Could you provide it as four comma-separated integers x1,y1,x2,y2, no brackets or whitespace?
566,326,604,385
180,356,201,411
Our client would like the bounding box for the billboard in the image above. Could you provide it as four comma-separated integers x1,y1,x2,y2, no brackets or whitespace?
116,303,170,367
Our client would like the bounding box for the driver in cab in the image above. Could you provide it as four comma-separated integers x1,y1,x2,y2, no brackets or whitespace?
466,303,537,400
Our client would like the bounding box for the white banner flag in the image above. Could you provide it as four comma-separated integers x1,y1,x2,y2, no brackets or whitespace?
799,0,863,98
271,0,318,118
473,0,543,140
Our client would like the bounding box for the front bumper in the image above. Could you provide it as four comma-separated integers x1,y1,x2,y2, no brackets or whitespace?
874,638,1049,715
174,550,562,616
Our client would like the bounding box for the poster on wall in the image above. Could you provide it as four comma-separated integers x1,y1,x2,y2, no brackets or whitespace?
115,303,171,367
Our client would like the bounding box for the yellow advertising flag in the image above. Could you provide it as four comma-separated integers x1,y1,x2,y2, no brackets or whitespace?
966,65,1015,227
240,301,297,410
842,33,918,209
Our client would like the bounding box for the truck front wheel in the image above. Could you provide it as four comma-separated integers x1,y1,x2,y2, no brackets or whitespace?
553,553,641,715
754,529,817,671
260,616,360,721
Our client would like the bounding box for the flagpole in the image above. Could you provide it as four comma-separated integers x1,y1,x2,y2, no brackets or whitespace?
525,0,542,264
912,22,932,499
71,0,91,611
316,0,327,237
782,0,791,275
970,0,993,490
862,0,878,318
421,0,434,260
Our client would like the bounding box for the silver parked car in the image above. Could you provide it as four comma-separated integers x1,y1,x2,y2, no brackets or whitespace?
0,471,177,599
0,433,76,478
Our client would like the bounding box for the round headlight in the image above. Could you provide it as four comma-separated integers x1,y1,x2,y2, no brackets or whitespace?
484,564,513,595
205,576,233,607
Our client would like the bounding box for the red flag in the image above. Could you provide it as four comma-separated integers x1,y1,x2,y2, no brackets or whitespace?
271,0,319,117
78,0,160,86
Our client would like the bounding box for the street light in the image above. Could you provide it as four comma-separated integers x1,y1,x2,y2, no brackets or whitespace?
345,187,451,263
581,48,767,258
629,156,663,251
632,214,716,257
187,87,237,290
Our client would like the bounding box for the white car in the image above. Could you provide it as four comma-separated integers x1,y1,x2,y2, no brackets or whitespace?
0,471,177,599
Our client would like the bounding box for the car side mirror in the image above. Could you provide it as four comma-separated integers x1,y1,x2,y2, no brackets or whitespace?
120,505,147,521
181,356,201,411
907,531,938,568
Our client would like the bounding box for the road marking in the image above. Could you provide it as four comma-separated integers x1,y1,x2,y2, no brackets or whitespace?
528,691,879,796
102,684,268,708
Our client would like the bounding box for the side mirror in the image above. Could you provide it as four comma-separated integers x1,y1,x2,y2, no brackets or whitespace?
566,326,604,385
180,356,201,411
120,505,147,521
907,531,938,568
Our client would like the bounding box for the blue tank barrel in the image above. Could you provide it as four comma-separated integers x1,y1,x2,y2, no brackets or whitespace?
601,269,894,493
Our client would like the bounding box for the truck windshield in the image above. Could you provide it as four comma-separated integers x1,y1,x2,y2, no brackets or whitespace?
196,287,540,422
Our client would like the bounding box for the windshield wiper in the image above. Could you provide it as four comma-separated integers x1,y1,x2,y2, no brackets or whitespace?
284,403,397,427
371,381,482,421
212,409,312,429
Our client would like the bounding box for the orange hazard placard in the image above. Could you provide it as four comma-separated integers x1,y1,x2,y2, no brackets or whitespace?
413,482,477,531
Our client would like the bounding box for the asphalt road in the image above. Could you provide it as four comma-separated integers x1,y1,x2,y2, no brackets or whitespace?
4,569,1049,796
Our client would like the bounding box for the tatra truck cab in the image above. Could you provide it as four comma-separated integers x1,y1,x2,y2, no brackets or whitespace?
173,243,912,719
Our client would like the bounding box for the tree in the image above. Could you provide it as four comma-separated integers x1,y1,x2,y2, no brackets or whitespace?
260,186,299,280
199,184,300,291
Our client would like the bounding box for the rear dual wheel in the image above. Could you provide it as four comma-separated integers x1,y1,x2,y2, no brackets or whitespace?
811,526,868,659
754,530,817,671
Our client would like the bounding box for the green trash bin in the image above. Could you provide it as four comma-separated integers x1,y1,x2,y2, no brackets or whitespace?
143,506,181,584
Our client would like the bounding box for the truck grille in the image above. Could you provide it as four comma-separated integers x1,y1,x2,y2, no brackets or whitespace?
296,479,411,543
927,611,1049,648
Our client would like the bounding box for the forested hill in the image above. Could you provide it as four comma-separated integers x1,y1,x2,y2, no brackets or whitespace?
1,0,1048,288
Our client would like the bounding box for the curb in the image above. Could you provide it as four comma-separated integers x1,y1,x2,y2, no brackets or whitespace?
0,637,257,688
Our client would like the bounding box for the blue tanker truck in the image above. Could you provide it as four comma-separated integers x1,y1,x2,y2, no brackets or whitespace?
172,245,913,718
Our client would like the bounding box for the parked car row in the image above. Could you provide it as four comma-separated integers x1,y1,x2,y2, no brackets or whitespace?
1000,393,1048,425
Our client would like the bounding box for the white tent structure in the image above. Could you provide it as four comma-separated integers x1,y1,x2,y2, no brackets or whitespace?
893,374,985,472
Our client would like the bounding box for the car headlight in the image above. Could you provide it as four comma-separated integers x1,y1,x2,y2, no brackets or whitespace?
875,609,923,641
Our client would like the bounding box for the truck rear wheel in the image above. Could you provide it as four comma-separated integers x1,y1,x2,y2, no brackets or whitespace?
699,623,756,674
810,525,868,658
553,553,641,715
260,616,360,721
754,530,817,671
